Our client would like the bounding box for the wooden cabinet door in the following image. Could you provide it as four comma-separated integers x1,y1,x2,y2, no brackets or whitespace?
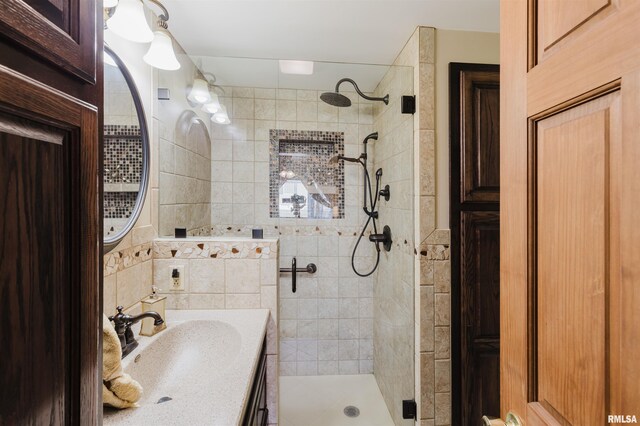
0,65,100,424
0,0,96,82
501,0,640,424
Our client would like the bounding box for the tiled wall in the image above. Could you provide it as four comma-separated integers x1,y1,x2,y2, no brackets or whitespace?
206,86,381,376
371,57,416,425
152,238,279,425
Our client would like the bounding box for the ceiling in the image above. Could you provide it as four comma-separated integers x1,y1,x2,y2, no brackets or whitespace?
160,0,499,90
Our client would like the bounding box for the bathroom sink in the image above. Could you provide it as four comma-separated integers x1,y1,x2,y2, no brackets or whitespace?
103,309,269,425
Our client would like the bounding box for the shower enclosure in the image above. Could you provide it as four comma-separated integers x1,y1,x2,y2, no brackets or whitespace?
157,58,415,425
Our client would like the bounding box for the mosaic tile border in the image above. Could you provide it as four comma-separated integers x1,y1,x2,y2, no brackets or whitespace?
269,129,345,219
210,224,368,238
103,241,153,277
153,239,279,260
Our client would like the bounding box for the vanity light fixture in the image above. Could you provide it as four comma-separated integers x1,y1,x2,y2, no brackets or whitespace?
212,105,230,125
106,0,180,71
188,78,211,104
279,60,314,75
107,0,153,43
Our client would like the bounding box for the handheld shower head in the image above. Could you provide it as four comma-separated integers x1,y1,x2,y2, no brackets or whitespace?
363,132,379,144
328,154,363,165
320,78,389,107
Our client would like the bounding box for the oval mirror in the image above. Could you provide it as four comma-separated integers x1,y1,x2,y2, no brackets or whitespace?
103,45,150,253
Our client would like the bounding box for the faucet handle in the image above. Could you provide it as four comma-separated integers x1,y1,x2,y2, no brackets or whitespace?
109,306,127,324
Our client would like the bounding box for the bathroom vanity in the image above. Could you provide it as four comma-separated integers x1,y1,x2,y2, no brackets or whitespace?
103,309,269,425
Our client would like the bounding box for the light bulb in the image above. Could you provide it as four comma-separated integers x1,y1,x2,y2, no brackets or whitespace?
212,104,230,124
143,29,180,70
201,92,221,114
188,78,211,104
106,0,153,43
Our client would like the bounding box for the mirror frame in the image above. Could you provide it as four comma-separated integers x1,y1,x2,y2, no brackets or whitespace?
103,44,150,253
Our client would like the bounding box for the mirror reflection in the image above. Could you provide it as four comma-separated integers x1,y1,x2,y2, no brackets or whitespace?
103,47,149,249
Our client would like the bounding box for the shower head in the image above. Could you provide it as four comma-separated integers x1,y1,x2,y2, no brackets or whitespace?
320,91,352,107
320,78,389,107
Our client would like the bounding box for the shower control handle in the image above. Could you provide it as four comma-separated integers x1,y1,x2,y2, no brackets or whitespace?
369,225,393,252
379,185,390,201
291,257,296,293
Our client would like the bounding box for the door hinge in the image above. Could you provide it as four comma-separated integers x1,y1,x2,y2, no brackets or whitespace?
402,399,417,420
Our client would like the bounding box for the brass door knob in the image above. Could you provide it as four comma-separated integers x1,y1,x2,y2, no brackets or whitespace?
482,412,523,426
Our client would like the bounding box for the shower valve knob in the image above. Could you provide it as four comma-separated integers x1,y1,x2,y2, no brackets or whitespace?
379,185,390,201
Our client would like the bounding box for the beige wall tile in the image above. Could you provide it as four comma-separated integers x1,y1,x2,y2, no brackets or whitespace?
434,260,450,293
435,294,450,326
434,326,450,360
190,259,225,293
421,285,435,353
434,359,450,393
225,259,260,293
188,294,225,309
225,293,261,309
434,392,451,425
420,352,435,419
104,273,117,314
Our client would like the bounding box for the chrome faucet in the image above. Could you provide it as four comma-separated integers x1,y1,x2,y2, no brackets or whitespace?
109,306,164,358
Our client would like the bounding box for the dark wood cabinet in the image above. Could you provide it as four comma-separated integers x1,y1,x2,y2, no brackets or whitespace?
450,63,500,426
0,1,101,424
242,338,268,426
0,0,97,83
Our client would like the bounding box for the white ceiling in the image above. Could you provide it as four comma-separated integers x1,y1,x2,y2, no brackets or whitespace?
160,0,499,90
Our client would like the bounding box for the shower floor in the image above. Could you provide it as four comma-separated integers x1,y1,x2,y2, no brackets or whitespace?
279,374,394,426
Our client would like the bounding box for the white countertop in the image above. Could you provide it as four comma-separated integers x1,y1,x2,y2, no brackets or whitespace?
103,309,269,425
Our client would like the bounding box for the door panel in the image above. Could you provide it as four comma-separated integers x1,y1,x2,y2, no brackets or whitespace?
0,118,71,425
537,0,615,61
0,65,100,425
461,69,500,203
534,92,619,425
0,0,96,83
461,211,500,425
501,0,640,423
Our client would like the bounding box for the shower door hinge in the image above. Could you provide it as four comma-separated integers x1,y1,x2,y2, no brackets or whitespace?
402,399,417,420
401,95,416,114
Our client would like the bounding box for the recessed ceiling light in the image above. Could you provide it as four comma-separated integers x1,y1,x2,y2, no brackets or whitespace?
279,60,314,75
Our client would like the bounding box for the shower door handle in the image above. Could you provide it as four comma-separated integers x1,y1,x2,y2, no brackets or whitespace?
279,257,317,293
291,257,297,293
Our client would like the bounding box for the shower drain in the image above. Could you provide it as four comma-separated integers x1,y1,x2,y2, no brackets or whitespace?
343,406,360,418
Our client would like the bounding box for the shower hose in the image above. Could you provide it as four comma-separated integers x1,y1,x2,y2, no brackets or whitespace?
351,166,383,277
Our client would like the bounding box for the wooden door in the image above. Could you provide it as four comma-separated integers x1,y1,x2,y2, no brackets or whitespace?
0,0,101,424
450,63,501,426
501,0,640,424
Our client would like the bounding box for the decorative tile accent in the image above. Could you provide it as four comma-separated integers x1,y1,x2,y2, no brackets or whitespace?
104,125,142,184
153,239,279,260
269,129,345,219
103,241,154,277
104,192,137,219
